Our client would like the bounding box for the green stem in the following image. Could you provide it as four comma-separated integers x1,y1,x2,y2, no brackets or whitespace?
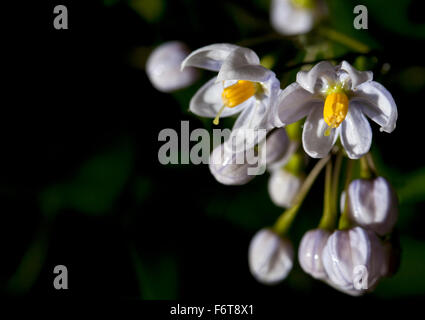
318,159,335,230
331,152,343,216
366,152,378,176
360,156,372,179
274,155,331,236
318,27,370,53
338,159,354,230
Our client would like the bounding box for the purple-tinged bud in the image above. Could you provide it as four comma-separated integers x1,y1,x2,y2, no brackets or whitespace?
347,177,398,235
248,228,294,285
322,227,388,295
263,128,290,166
146,41,198,92
268,169,302,208
298,229,331,279
209,143,256,185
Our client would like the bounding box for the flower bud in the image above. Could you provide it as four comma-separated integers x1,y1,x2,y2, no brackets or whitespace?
322,227,387,294
347,177,398,235
262,128,290,166
248,228,294,285
298,229,331,279
268,169,302,208
209,143,256,185
270,0,327,36
146,41,198,92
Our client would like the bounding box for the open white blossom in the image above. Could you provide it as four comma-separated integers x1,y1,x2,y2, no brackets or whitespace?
347,177,398,235
146,41,198,92
181,44,280,153
272,61,398,159
270,0,327,36
248,228,294,285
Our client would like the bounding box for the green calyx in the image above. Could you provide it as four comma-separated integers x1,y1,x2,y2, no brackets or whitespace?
291,0,315,10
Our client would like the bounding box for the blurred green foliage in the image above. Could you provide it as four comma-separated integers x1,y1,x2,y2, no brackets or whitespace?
39,141,134,218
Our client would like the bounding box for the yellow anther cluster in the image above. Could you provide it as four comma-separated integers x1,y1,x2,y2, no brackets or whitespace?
222,80,256,108
323,92,349,129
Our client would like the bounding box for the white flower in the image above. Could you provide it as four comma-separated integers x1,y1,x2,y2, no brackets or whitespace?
270,0,327,36
248,228,294,285
272,61,398,159
268,168,303,208
181,44,280,152
298,228,331,279
347,177,398,236
321,226,388,295
146,41,198,92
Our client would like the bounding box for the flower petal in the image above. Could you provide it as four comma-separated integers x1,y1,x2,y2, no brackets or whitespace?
296,61,337,93
302,103,338,158
216,47,271,83
181,43,238,72
340,105,372,159
351,81,398,133
189,76,247,118
271,82,320,127
226,99,269,153
270,0,314,36
339,61,373,90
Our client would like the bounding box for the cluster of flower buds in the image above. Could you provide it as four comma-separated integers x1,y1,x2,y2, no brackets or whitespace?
147,1,399,297
250,174,399,295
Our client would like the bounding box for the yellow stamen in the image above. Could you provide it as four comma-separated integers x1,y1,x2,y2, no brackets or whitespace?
213,80,258,125
213,105,226,125
222,80,256,108
323,92,349,132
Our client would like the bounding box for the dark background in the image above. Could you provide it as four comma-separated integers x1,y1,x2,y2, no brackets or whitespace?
2,0,425,311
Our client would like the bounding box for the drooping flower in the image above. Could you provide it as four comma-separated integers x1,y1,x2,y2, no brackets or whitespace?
146,41,198,92
272,61,398,159
347,177,398,236
248,228,294,285
321,226,388,295
181,44,280,153
270,0,327,36
298,228,331,279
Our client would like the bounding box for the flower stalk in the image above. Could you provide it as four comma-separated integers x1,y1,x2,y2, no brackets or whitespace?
338,158,354,230
274,155,331,235
318,159,333,230
318,26,370,53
